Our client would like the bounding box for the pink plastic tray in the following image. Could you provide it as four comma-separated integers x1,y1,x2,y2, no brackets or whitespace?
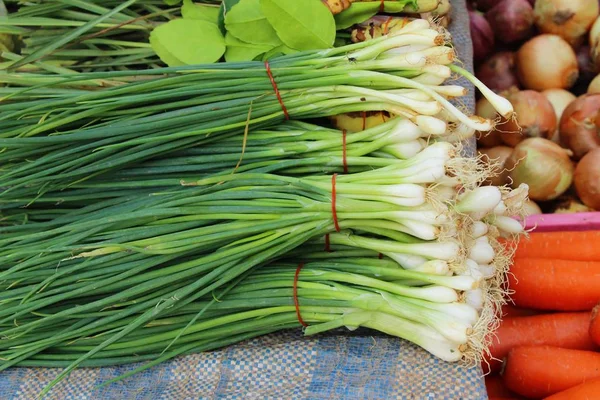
524,212,600,232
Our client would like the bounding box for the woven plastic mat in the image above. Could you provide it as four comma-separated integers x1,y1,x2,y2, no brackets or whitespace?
0,1,485,399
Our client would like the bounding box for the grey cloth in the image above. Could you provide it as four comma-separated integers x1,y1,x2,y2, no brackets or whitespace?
0,1,485,399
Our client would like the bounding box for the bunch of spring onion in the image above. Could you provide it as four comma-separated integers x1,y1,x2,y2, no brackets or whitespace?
0,19,527,396
0,19,511,210
0,0,181,74
0,135,527,396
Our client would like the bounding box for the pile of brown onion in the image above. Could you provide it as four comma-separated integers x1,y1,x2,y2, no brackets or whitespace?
470,0,600,212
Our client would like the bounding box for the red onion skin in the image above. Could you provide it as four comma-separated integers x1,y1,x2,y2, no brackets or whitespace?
574,148,600,210
559,94,600,159
475,52,520,93
470,10,495,63
486,0,535,44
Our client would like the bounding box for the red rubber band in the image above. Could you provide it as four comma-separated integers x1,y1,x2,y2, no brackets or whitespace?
331,173,341,232
361,111,367,131
379,0,385,13
382,16,393,35
264,61,289,120
293,262,308,327
324,233,332,252
342,129,348,174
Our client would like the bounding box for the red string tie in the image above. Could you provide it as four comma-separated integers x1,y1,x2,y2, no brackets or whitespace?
293,262,308,327
324,233,332,252
331,173,341,232
264,61,289,120
379,0,385,13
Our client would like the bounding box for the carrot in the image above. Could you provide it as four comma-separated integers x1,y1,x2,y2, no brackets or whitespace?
589,303,600,347
501,304,540,318
502,346,600,398
513,230,600,261
508,258,600,311
544,377,600,399
483,312,597,374
486,374,519,398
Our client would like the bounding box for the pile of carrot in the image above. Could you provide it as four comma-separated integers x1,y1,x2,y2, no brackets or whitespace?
485,230,600,400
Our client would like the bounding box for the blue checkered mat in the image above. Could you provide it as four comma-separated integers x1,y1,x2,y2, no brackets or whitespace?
1,331,487,399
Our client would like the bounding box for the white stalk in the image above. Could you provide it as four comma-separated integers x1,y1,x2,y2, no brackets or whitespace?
384,252,429,269
402,297,480,326
428,184,457,202
455,186,502,215
363,313,465,362
464,289,485,311
412,73,446,86
381,141,425,159
458,259,484,285
470,221,489,238
414,115,447,135
493,201,507,215
478,264,496,279
425,85,468,98
384,89,433,101
397,219,439,240
449,64,514,119
420,46,456,65
411,259,450,275
389,19,432,35
468,236,495,264
421,64,452,78
490,215,525,235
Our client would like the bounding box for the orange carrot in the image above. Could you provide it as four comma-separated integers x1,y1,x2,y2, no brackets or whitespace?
544,377,600,399
486,374,519,398
508,258,600,311
589,303,600,347
483,312,597,374
513,231,600,261
501,304,540,318
502,346,600,398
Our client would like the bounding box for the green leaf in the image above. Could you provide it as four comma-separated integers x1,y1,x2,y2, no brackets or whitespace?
260,0,335,50
182,0,220,24
164,0,182,5
218,0,242,34
224,32,274,62
261,44,297,60
225,0,281,46
334,1,414,30
150,19,225,66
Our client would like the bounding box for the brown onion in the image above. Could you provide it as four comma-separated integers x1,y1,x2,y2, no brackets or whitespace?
469,10,495,63
541,89,577,142
559,93,600,159
574,148,600,210
589,74,600,93
516,34,579,90
499,90,558,147
552,196,594,213
523,199,543,216
475,97,503,147
534,0,599,46
475,52,520,93
505,138,574,201
486,0,535,44
478,146,513,186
